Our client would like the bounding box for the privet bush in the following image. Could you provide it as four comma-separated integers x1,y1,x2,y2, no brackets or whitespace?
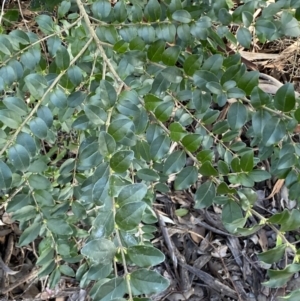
1,0,300,300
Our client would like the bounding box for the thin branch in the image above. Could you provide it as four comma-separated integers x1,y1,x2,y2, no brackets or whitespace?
75,0,125,86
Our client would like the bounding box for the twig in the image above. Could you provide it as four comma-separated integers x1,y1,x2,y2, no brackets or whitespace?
0,268,39,294
16,0,29,31
75,0,125,86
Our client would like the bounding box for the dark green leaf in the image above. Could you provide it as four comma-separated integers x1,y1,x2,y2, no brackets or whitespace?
194,181,215,209
163,150,186,175
162,46,181,66
117,183,147,207
110,150,134,173
116,202,146,231
8,144,30,171
174,166,198,190
130,269,169,295
237,71,259,95
262,118,286,146
227,102,247,130
47,218,73,235
257,244,286,264
199,161,218,176
169,122,187,142
147,40,165,62
145,0,161,22
98,132,116,157
81,238,117,264
94,277,126,301
237,27,251,48
150,135,171,161
240,151,253,172
128,246,165,267
18,221,41,247
67,91,86,108
182,134,202,152
172,10,192,23
136,169,159,181
274,83,296,112
0,160,12,189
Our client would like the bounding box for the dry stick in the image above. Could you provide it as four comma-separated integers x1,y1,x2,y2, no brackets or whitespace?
155,209,178,269
75,0,124,86
0,36,93,158
0,268,39,294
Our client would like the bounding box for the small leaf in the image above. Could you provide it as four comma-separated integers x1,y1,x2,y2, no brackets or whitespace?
92,0,111,20
130,269,169,295
117,184,147,207
194,181,215,209
98,132,116,157
93,277,126,301
3,97,28,116
154,101,174,122
8,144,30,171
145,0,161,22
47,218,73,235
174,166,198,190
147,40,165,62
162,46,181,66
24,74,48,99
18,221,41,247
150,135,171,161
128,246,165,267
67,91,86,108
263,264,300,288
240,151,254,172
274,83,296,112
237,27,251,48
163,150,186,175
237,71,259,95
29,117,48,139
169,122,187,142
59,265,75,277
136,169,159,181
258,244,286,264
81,238,117,264
115,202,146,231
262,118,286,146
55,45,70,70
227,102,247,130
0,160,12,190
28,174,51,189
199,161,218,176
110,150,134,173
182,134,202,152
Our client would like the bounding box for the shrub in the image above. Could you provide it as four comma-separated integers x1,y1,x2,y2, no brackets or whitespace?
1,0,300,300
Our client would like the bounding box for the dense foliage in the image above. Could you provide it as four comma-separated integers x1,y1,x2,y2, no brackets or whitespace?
1,0,300,300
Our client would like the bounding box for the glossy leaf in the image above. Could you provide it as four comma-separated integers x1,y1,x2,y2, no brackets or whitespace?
110,150,134,173
128,246,165,267
130,269,169,295
227,102,247,130
81,239,117,264
194,181,216,209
